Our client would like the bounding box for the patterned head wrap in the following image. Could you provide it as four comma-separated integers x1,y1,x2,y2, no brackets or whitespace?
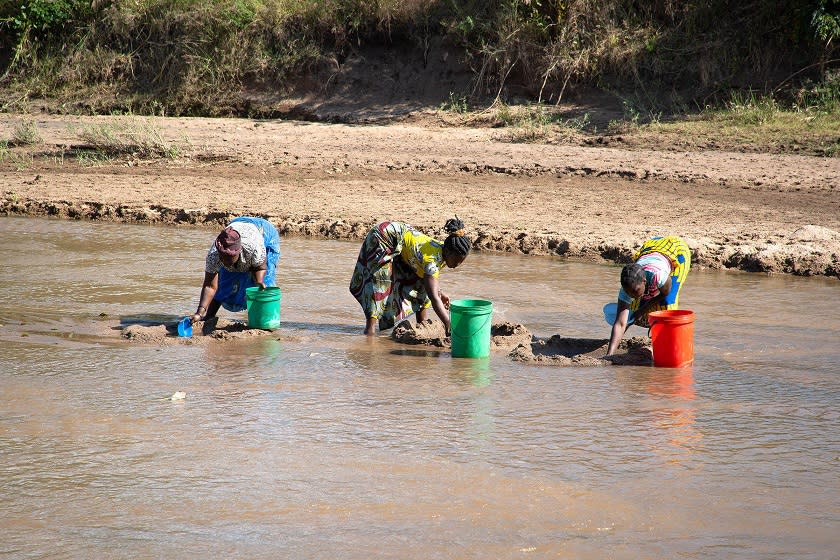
215,226,242,257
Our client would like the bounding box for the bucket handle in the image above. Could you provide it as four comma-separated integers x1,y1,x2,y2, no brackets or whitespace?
452,314,492,338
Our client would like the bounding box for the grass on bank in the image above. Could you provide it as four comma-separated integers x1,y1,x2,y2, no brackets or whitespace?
1,0,837,121
0,141,34,170
74,117,181,159
1,114,184,170
641,79,840,156
6,117,41,146
470,73,840,156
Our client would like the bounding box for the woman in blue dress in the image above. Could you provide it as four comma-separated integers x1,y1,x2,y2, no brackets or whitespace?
190,216,281,323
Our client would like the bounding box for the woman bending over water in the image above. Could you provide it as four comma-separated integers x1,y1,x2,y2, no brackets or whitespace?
350,218,472,335
606,235,691,356
190,217,281,323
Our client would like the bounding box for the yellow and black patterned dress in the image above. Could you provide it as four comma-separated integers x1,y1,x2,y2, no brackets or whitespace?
618,236,691,326
349,221,446,330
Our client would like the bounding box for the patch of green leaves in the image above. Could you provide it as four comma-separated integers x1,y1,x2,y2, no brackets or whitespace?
5,0,90,35
440,92,469,113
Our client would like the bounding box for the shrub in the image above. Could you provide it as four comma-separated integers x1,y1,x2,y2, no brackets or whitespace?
9,118,41,146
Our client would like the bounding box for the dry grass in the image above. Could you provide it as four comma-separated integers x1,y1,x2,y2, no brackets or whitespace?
74,117,181,159
8,118,41,147
0,0,837,134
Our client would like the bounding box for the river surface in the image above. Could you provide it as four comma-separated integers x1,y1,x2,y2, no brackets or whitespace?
1,217,838,559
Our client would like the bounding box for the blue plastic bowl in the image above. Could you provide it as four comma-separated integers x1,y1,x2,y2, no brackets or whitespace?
603,302,635,326
177,317,193,337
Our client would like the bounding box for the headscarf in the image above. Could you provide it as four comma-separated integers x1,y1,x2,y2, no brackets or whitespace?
215,226,242,257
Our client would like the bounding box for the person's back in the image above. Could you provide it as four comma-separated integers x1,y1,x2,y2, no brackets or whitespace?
399,225,444,278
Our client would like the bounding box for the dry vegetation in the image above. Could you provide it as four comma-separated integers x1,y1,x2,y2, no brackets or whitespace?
0,1,838,156
0,2,837,113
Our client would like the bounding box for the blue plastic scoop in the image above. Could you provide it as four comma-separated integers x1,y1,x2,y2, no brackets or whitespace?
177,317,193,337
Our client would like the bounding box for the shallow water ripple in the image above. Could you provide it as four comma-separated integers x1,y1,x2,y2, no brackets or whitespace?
2,217,839,559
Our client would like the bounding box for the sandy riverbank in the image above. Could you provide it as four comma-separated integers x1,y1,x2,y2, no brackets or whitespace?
1,114,838,277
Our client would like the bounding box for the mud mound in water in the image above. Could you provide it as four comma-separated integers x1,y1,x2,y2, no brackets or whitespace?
391,319,533,352
121,318,275,344
391,319,448,347
510,335,652,366
490,321,533,352
122,324,170,344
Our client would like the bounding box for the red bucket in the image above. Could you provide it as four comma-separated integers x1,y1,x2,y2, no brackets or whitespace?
648,310,695,368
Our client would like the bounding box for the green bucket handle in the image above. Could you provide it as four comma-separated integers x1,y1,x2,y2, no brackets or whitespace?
452,313,493,338
450,300,493,338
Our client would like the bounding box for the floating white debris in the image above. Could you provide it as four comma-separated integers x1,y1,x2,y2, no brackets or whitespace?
170,391,186,401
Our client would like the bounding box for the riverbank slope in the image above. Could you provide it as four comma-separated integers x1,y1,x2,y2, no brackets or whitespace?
1,113,838,277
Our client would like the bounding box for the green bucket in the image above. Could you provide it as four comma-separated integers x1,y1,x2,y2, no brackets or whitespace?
450,299,493,358
245,286,281,329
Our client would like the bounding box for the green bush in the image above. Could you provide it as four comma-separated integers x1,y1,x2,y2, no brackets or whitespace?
5,0,90,35
795,69,840,112
1,0,838,116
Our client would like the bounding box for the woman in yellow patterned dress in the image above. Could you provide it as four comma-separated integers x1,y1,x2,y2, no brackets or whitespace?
606,236,691,356
349,218,472,335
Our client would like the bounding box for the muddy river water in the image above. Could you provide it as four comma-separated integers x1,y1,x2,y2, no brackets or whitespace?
1,217,838,559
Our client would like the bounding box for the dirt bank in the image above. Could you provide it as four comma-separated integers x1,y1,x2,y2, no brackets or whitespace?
1,114,838,277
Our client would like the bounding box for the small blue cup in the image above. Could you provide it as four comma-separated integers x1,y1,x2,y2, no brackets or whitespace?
177,317,193,337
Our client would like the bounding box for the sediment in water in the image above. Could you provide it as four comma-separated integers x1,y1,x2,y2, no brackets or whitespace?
391,319,532,353
118,314,651,366
510,335,652,366
121,317,275,345
391,319,652,366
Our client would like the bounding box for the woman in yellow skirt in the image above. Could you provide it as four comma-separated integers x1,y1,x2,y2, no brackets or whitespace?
606,236,691,356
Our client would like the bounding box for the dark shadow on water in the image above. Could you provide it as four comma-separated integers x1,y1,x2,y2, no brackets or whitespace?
114,313,186,334
119,313,183,327
389,348,446,358
279,320,364,335
531,336,607,358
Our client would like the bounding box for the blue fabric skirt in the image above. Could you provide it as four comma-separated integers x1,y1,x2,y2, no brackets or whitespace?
215,217,281,312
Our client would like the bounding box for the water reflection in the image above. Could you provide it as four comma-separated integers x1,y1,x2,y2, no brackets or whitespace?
389,348,445,358
612,366,703,466
643,367,696,401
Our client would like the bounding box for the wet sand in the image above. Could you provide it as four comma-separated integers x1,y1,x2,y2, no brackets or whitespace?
120,316,650,367
1,114,839,278
391,319,532,352
510,335,652,366
392,319,651,366
121,317,276,345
